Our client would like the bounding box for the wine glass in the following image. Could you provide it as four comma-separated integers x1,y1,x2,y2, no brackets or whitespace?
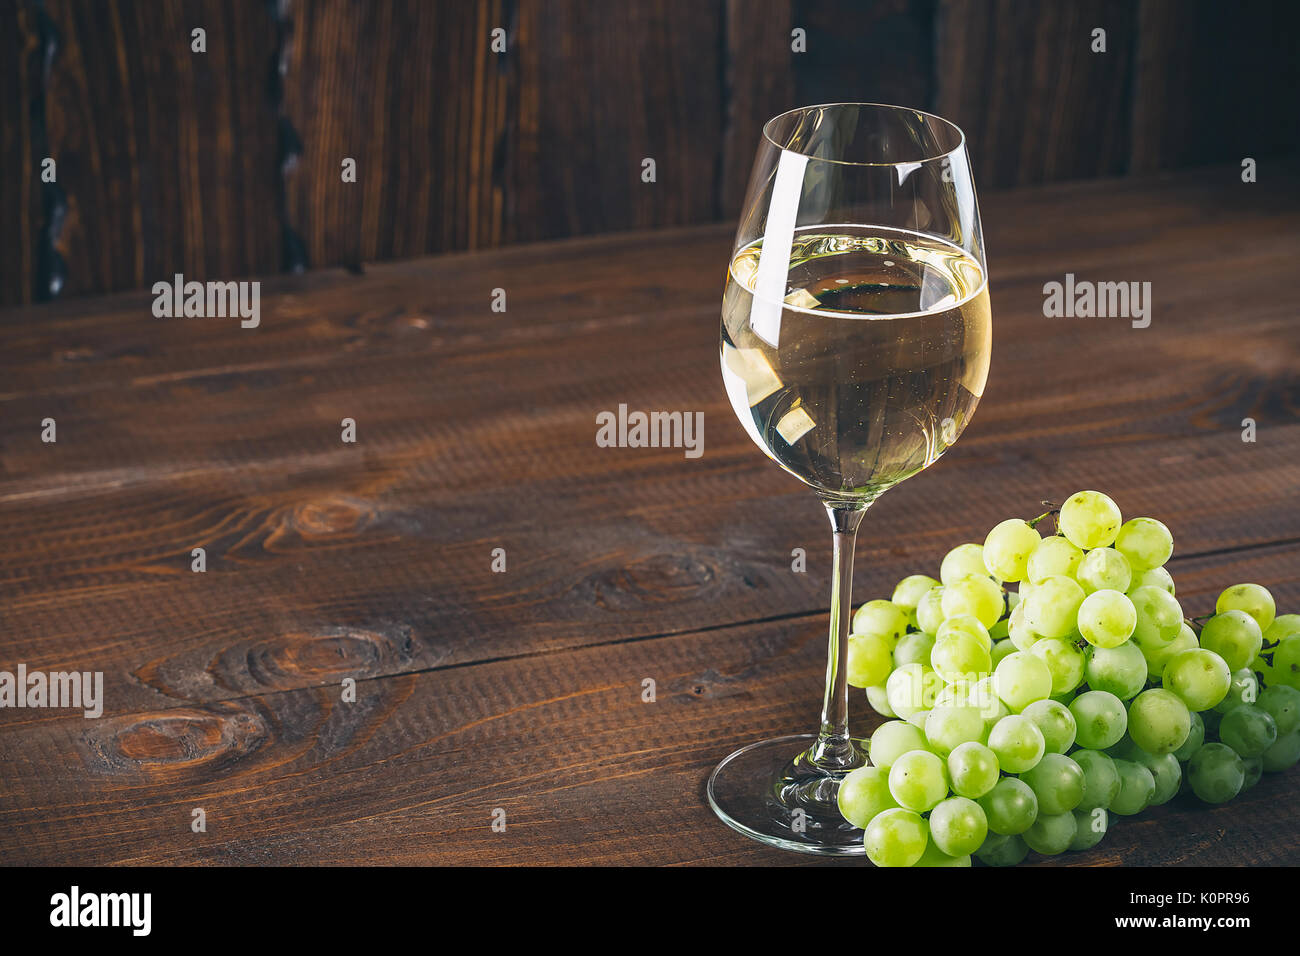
710,103,991,854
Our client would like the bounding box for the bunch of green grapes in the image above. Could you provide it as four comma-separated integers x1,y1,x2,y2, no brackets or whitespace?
839,489,1300,867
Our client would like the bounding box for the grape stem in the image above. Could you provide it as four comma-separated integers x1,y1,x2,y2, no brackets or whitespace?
1027,506,1060,534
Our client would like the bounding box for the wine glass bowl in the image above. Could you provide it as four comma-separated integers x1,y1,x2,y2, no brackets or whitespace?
710,104,990,855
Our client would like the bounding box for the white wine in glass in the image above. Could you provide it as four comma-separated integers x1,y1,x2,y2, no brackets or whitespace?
709,104,991,854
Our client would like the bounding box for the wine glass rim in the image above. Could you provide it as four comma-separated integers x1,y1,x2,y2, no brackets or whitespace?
762,102,967,167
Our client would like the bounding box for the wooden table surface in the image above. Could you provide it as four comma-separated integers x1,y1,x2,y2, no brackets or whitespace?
1,164,1297,866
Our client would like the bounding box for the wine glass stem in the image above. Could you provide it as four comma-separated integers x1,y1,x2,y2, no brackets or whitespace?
809,499,869,771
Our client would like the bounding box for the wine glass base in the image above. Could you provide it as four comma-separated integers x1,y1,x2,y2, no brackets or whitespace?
706,733,871,856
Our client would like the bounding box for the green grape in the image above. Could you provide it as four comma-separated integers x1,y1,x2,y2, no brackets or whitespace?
863,808,929,867
1219,704,1277,758
1241,756,1263,790
865,683,897,718
931,633,993,685
867,720,928,770
1261,729,1300,772
933,682,974,709
916,586,946,636
975,831,1030,866
988,714,1046,773
1127,688,1192,755
1030,638,1087,696
941,543,993,586
1021,698,1077,754
1109,759,1156,815
993,651,1054,712
1128,566,1175,596
1070,690,1129,750
1187,743,1244,803
893,574,941,614
912,842,971,867
1215,583,1276,634
888,749,949,812
1008,602,1043,652
885,662,942,720
1172,710,1205,762
836,765,899,828
947,741,1000,798
906,708,932,729
1085,640,1147,700
925,705,986,757
1129,586,1184,648
1026,536,1085,585
1263,614,1300,646
1024,575,1086,640
1273,635,1300,690
983,518,1042,583
1258,684,1300,736
941,574,1005,630
1077,547,1132,595
1200,610,1264,672
1076,589,1137,649
1114,517,1173,571
1069,807,1109,851
967,676,1011,729
1023,810,1077,855
1141,622,1197,682
1021,753,1085,814
937,614,992,652
852,600,910,644
1104,731,1140,761
991,638,1017,668
929,796,988,856
1072,749,1120,811
846,632,894,688
978,777,1039,835
893,631,935,669
1059,490,1122,550
1129,749,1181,806
1163,648,1232,711
1214,668,1260,714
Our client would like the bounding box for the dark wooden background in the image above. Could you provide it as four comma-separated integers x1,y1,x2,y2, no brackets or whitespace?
3,0,1298,306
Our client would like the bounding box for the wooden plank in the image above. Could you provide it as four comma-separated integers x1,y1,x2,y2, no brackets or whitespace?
1,540,1296,866
720,0,794,218
791,0,933,108
0,0,43,306
934,0,1136,187
281,0,512,266
506,0,725,241
40,0,280,296
0,421,1294,713
1130,0,1300,174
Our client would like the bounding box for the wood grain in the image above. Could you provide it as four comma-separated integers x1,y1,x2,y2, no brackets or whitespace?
935,0,1137,187
506,0,726,241
0,0,42,306
720,0,794,217
41,0,280,296
1129,0,1300,174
